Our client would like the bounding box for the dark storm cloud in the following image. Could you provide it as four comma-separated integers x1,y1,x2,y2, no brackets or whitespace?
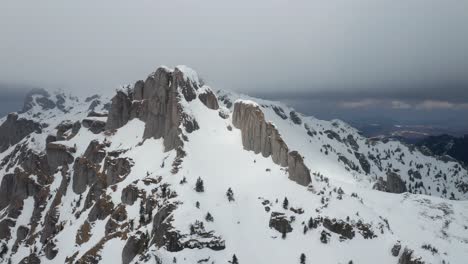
0,83,33,116
0,0,467,103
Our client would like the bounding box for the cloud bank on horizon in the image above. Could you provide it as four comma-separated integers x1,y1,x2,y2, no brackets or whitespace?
0,0,467,116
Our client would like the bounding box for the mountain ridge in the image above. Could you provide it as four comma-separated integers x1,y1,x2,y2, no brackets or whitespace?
0,65,467,264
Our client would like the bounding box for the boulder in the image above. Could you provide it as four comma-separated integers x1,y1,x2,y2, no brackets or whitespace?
16,225,29,241
198,87,219,110
121,185,139,205
269,212,293,234
392,241,402,257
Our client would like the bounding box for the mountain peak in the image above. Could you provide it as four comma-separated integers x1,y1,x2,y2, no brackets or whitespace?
0,65,467,264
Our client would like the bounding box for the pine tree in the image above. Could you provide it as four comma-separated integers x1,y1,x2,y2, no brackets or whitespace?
205,212,214,222
232,254,239,264
300,253,306,264
195,201,200,209
226,188,235,202
195,177,204,192
283,197,289,210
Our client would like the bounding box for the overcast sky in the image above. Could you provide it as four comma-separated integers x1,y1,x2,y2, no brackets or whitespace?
1,0,468,124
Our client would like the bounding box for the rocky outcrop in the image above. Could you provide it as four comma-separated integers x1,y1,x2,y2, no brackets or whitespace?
398,248,425,264
392,241,402,257
288,151,311,186
122,234,149,264
232,101,311,186
56,120,81,141
354,152,370,174
106,66,200,151
72,141,107,194
289,111,302,125
198,87,219,110
322,218,355,240
46,142,75,172
373,172,407,194
82,118,106,134
0,173,39,210
105,90,133,130
269,212,292,234
102,157,133,186
141,67,184,151
232,101,289,166
0,113,42,152
22,88,55,113
387,172,407,194
121,185,139,205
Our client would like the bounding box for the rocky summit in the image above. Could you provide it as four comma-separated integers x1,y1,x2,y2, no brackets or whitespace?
0,66,467,264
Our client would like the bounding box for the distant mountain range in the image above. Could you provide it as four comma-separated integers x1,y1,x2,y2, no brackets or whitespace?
416,134,468,166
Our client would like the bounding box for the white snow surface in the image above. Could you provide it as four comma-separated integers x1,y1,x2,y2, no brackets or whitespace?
0,69,467,264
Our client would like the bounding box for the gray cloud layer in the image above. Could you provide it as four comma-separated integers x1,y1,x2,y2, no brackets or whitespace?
1,0,467,103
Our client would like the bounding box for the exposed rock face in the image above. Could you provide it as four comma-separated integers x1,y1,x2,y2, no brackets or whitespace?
289,111,302,125
373,172,407,194
272,106,288,120
288,151,311,186
141,68,184,151
122,234,149,264
46,142,75,172
392,241,402,257
105,90,133,130
398,248,425,264
56,120,81,141
22,88,55,113
232,101,311,186
121,185,139,205
82,118,106,134
269,212,293,234
106,66,200,151
198,87,219,110
232,102,289,166
387,172,407,194
322,218,355,240
0,113,42,152
17,225,29,241
354,152,371,174
0,173,39,210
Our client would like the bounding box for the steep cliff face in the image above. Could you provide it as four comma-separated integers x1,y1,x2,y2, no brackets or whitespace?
0,113,42,152
106,66,202,151
0,66,467,264
232,100,311,186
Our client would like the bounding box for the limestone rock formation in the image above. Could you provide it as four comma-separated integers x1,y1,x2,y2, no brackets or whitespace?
387,172,407,194
105,66,201,151
288,151,312,186
0,113,42,152
269,212,293,234
198,87,219,110
46,142,75,172
232,101,311,186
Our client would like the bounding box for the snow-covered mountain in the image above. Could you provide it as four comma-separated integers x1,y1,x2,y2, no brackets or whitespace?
0,66,467,264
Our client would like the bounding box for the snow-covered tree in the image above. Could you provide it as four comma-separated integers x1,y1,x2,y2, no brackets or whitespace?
195,177,204,192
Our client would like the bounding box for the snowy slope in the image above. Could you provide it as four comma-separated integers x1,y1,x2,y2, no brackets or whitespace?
0,66,467,264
